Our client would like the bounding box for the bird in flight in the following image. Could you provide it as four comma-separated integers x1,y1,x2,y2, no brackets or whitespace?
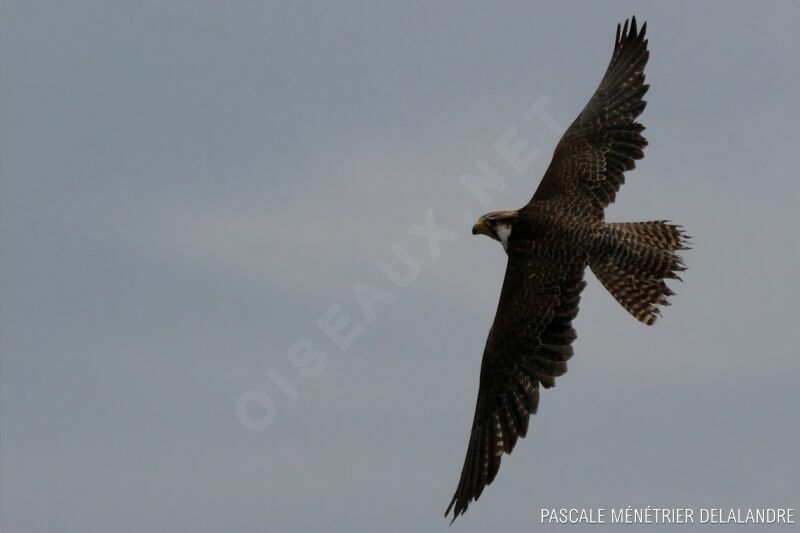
446,16,689,521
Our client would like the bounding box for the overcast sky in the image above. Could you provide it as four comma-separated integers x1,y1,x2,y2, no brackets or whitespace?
2,1,799,532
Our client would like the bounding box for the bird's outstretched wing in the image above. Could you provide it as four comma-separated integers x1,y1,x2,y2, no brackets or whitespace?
445,255,587,521
531,17,649,220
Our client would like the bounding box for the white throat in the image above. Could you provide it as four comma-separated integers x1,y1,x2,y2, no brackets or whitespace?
495,223,512,249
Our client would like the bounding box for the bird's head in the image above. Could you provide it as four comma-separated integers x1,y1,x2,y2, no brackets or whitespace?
472,210,519,248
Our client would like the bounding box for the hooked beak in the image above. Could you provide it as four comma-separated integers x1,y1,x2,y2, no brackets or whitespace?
472,218,490,237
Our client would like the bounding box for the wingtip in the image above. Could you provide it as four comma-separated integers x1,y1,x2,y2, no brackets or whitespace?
620,16,647,41
445,494,458,520
445,500,460,525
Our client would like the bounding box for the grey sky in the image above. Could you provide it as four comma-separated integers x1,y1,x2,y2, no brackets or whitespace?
2,1,799,532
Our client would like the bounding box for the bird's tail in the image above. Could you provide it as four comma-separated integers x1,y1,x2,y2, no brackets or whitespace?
589,221,690,325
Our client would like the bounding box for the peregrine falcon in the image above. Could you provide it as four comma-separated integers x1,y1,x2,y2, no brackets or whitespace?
446,16,689,521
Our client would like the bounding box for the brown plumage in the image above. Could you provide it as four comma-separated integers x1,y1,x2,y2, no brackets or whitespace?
446,17,690,521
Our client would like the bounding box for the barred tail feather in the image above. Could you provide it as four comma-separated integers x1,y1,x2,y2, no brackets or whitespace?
590,221,690,325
